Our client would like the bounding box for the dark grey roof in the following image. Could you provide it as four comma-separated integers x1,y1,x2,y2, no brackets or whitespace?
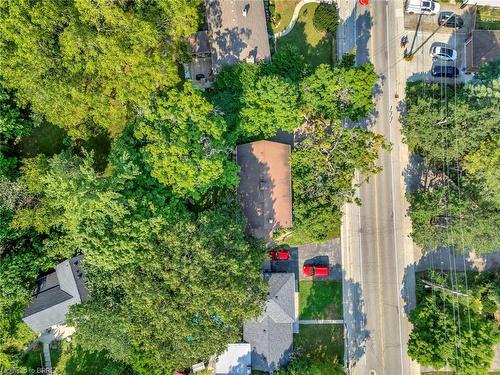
70,255,88,302
243,273,296,372
23,255,88,331
23,275,72,317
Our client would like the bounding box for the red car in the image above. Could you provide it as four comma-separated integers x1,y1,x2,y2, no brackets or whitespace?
269,248,291,261
303,265,329,277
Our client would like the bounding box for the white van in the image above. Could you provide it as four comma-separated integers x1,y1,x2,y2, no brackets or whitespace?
406,0,441,15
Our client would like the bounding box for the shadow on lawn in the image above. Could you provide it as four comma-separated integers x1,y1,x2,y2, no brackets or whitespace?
277,20,332,67
300,279,342,320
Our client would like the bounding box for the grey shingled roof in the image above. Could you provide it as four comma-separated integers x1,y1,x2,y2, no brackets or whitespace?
205,0,271,72
243,273,296,372
23,255,88,332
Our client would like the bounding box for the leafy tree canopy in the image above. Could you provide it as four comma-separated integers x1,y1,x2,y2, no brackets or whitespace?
134,83,239,200
300,63,377,121
238,75,301,139
0,0,201,138
291,120,390,241
69,198,266,374
313,3,339,33
408,273,500,374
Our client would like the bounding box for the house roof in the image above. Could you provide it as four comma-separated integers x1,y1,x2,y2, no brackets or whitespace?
243,273,296,373
215,343,252,375
23,255,88,332
188,31,211,56
236,140,292,241
465,30,500,72
205,0,271,72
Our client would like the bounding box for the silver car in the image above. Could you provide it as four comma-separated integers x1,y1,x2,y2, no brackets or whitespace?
430,45,457,61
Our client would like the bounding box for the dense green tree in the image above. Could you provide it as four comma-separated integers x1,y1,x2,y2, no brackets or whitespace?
301,63,377,121
407,185,500,254
312,3,339,33
134,83,239,200
0,0,201,138
403,77,500,254
402,82,499,164
5,148,266,373
69,198,266,374
239,75,301,138
209,62,302,140
463,139,500,207
408,289,500,374
260,45,312,83
0,86,35,177
291,120,390,241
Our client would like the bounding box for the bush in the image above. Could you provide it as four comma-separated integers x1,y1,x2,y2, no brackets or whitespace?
313,4,339,33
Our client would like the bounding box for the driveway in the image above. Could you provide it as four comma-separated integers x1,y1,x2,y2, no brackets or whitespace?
269,238,342,281
298,238,341,281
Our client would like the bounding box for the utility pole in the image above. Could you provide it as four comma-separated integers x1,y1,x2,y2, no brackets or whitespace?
422,279,469,297
404,12,458,60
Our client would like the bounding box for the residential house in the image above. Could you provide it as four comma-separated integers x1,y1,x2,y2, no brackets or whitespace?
205,0,271,72
23,255,88,332
464,30,500,72
235,140,292,241
243,273,297,373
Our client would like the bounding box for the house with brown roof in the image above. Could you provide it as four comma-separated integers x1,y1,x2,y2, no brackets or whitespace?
205,0,271,72
236,140,292,241
464,30,500,72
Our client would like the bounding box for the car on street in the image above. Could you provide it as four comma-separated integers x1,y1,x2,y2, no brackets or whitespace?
406,0,440,15
438,12,464,28
303,265,329,277
269,248,291,261
431,64,460,78
430,45,457,61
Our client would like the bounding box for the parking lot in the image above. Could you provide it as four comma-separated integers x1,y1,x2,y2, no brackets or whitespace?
402,2,476,83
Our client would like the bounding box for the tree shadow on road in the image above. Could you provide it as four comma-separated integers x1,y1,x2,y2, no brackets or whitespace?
343,279,369,370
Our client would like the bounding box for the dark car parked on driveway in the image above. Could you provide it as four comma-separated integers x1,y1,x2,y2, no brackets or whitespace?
431,64,460,78
438,12,464,28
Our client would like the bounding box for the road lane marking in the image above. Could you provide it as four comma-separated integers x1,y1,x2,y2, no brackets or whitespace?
385,2,406,374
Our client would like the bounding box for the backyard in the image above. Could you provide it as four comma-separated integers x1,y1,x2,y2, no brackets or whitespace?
276,3,334,67
294,324,344,373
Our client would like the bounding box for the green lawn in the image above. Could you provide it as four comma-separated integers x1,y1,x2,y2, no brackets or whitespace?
276,3,333,67
299,280,343,320
272,0,301,33
477,6,500,30
294,324,344,371
19,342,62,371
53,341,130,375
19,344,45,371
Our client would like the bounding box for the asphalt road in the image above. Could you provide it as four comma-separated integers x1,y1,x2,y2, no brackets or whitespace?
341,1,419,374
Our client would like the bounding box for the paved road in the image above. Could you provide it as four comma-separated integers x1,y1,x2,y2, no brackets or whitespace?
341,1,419,374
